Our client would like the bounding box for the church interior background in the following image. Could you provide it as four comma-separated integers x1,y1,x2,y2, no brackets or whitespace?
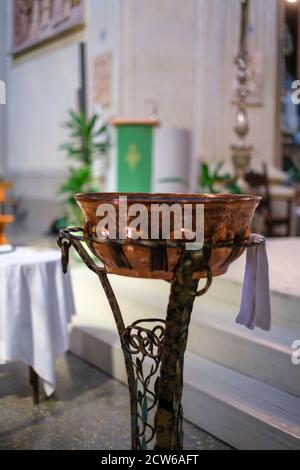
0,0,300,452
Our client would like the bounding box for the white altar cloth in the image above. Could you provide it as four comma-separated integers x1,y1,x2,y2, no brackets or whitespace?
0,247,75,395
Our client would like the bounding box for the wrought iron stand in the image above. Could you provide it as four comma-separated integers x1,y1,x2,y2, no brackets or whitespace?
58,228,259,450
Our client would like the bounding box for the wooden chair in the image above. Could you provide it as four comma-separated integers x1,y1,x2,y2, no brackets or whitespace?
244,165,293,237
0,181,14,245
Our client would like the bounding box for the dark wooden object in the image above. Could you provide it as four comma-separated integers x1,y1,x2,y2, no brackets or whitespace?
29,366,39,405
245,164,293,237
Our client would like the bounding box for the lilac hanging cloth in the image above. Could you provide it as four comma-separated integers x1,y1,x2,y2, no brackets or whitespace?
236,234,271,331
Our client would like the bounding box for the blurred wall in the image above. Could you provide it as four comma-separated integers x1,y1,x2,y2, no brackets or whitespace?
121,0,280,167
121,0,196,129
1,0,280,233
87,0,122,117
2,0,122,233
0,0,6,175
194,0,280,167
4,3,84,232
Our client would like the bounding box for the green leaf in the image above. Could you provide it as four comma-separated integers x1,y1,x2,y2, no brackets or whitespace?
58,109,111,225
140,435,147,451
159,177,190,186
87,114,97,134
199,163,210,191
213,160,224,179
95,124,108,136
141,396,148,429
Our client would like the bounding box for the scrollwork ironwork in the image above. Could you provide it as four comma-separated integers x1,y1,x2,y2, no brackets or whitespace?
122,319,165,449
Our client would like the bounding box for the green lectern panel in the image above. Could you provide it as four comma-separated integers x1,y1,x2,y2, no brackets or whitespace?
117,125,152,192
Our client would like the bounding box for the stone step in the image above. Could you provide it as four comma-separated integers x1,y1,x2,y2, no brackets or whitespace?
70,324,300,450
183,353,300,450
204,277,300,333
105,271,300,333
70,267,300,397
69,263,300,450
188,299,300,397
107,272,299,396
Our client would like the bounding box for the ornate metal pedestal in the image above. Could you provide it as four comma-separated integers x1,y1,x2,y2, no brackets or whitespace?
58,228,260,450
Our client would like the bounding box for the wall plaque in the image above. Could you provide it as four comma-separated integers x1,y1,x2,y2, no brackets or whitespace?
12,0,84,55
93,52,112,108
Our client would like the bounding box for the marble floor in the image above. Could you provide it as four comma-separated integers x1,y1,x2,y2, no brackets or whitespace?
0,353,232,451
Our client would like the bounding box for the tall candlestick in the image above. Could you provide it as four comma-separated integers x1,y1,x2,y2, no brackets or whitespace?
231,0,252,182
239,0,250,59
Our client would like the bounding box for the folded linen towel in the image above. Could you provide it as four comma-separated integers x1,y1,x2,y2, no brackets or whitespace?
236,234,271,331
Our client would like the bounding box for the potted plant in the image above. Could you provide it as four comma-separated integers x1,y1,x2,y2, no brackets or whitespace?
199,161,241,195
58,110,110,228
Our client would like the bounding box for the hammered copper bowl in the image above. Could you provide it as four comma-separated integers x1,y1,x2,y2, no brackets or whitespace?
75,193,261,281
